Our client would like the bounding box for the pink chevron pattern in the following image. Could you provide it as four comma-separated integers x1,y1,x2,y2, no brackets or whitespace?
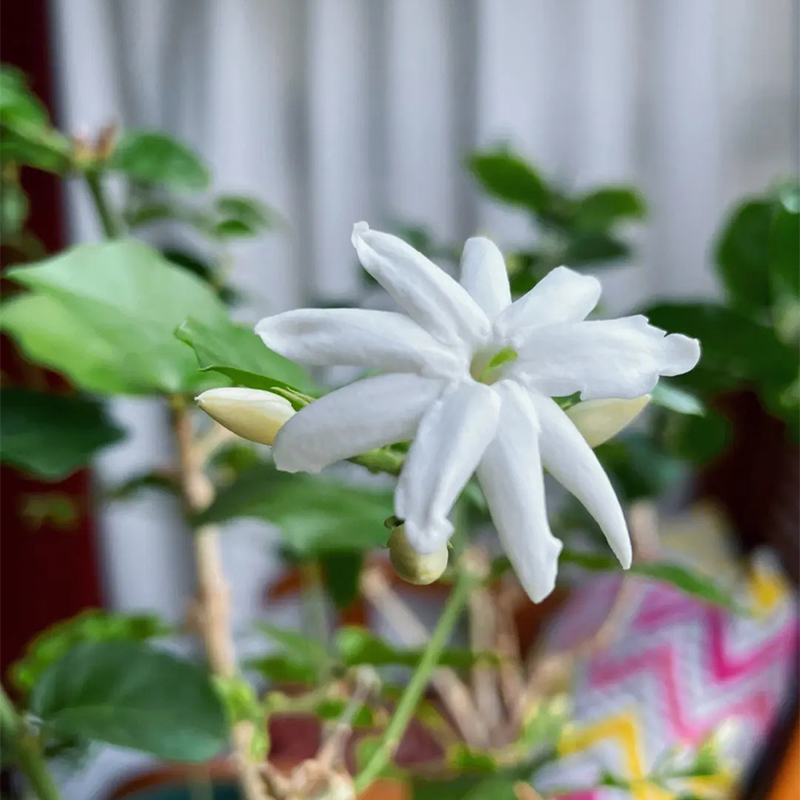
535,553,798,800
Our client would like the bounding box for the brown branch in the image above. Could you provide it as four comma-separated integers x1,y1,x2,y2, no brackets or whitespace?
172,400,267,800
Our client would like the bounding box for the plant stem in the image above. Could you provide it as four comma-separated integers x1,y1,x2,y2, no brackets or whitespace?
0,686,64,800
171,398,266,800
84,170,123,238
353,569,475,793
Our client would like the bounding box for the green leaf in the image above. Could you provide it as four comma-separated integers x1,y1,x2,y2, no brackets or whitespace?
1,179,28,238
461,779,519,800
560,549,742,612
575,187,646,231
334,627,497,670
211,195,276,239
668,410,730,464
468,150,550,213
322,552,364,609
650,381,705,416
770,198,800,344
256,622,329,664
715,199,773,312
0,66,49,128
644,302,798,392
245,655,318,685
0,123,71,173
0,389,125,480
563,231,629,264
197,463,393,556
176,316,314,395
246,623,329,685
109,129,210,191
30,641,227,760
11,610,169,696
3,240,229,393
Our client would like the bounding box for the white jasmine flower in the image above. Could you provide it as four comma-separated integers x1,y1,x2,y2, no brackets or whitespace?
255,223,700,602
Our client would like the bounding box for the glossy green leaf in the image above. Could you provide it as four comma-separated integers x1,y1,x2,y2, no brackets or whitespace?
715,199,773,312
197,463,393,556
3,240,228,393
176,316,314,394
11,610,169,696
109,129,210,191
468,150,549,213
30,641,227,760
575,187,646,231
0,389,125,479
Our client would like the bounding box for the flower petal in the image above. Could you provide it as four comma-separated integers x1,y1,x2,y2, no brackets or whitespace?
396,381,500,554
526,392,632,568
477,381,562,603
459,237,511,321
511,316,701,400
352,222,491,350
256,308,465,380
272,373,444,473
495,266,601,337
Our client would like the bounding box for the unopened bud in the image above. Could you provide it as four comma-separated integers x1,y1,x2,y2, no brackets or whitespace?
196,387,295,445
387,523,448,585
566,395,650,448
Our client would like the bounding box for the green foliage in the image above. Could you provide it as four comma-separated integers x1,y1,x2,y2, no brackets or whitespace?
176,316,314,395
30,641,227,761
0,65,71,173
0,390,125,479
335,627,498,670
108,129,210,190
246,622,331,685
650,381,705,416
574,187,646,231
11,610,169,696
2,240,229,394
1,178,28,239
468,150,550,214
321,551,364,609
197,463,393,556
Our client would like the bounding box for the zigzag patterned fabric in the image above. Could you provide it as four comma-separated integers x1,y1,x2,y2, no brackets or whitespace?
534,508,799,800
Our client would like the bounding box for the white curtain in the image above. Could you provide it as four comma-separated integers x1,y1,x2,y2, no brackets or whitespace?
47,1,797,796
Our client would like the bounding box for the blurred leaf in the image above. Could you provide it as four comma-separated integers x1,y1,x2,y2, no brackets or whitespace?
197,463,392,556
106,470,178,501
447,747,499,775
176,316,314,395
109,129,210,191
563,231,629,264
770,197,800,343
30,641,227,760
11,610,169,696
595,432,683,501
468,150,550,214
0,389,125,480
3,240,228,394
1,179,28,238
668,409,730,464
314,698,373,726
0,66,49,128
257,622,328,664
650,381,705,416
335,627,497,670
212,194,275,238
575,187,646,231
560,549,742,612
246,655,318,685
715,199,773,313
246,623,329,685
322,552,363,610
461,779,519,800
644,302,798,392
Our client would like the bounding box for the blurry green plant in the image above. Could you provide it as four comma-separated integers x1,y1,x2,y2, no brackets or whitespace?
0,67,747,800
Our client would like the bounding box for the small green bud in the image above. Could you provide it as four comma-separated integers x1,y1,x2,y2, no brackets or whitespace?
388,523,448,585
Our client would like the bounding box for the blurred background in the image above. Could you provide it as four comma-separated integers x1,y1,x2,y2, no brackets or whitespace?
1,1,798,798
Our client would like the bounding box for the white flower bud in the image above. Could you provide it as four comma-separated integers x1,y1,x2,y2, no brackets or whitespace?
196,387,296,445
387,523,448,585
566,395,650,448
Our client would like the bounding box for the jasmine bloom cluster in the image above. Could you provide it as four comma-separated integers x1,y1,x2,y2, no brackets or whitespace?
203,224,700,602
